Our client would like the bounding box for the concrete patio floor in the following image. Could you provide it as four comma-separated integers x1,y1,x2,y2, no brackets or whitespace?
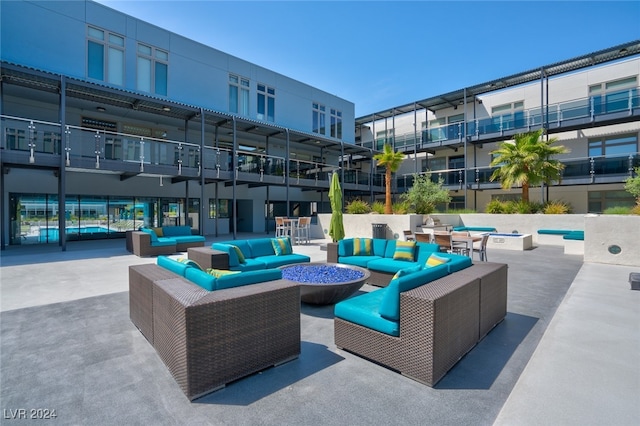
1,235,638,425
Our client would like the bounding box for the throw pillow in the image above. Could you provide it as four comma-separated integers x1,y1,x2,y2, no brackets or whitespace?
176,257,203,270
206,268,241,278
391,264,423,280
425,253,450,268
151,227,164,237
271,237,293,255
393,240,416,261
353,238,372,256
228,244,246,264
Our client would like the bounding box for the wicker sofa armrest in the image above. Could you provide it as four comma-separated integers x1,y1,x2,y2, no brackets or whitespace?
131,231,176,257
152,277,301,400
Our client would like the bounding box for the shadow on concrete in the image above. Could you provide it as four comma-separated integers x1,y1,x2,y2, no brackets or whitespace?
194,341,345,406
437,312,539,390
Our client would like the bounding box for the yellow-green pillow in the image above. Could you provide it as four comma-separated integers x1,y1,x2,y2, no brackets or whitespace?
425,253,450,268
206,268,241,278
271,237,292,255
353,238,372,256
228,244,246,263
393,241,416,261
151,227,164,237
176,257,203,270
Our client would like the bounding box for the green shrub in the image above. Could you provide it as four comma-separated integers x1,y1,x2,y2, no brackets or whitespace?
603,206,632,215
392,201,410,214
631,203,640,215
346,199,371,214
485,199,507,214
543,200,571,214
371,201,385,214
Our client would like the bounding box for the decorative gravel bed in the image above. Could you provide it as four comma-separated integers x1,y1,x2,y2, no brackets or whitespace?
282,264,364,284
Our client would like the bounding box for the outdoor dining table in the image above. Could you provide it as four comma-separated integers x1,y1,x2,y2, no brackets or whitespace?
451,234,483,257
282,218,299,244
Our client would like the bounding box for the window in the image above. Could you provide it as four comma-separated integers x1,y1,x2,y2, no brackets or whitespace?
312,103,326,135
588,134,638,157
588,191,636,213
137,43,168,96
87,26,124,85
330,108,342,139
375,129,394,150
208,199,230,218
257,84,275,121
229,74,250,115
590,76,638,114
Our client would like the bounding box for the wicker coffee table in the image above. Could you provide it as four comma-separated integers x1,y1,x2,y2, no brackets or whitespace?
280,262,370,305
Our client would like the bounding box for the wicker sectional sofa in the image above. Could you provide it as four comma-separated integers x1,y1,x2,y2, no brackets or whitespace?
129,226,206,257
329,237,508,386
129,256,300,400
209,237,311,271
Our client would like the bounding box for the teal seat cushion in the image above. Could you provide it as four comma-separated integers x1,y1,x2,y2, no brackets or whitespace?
339,255,381,268
366,258,420,274
248,238,278,257
157,255,189,276
563,231,584,240
161,226,192,237
184,267,217,291
169,235,206,244
415,242,441,264
217,268,282,290
537,229,572,235
259,254,310,268
212,241,251,267
372,239,389,257
379,264,449,321
453,226,496,232
229,258,267,272
432,253,472,273
141,228,158,242
383,240,398,259
338,239,354,257
153,237,177,247
334,288,399,336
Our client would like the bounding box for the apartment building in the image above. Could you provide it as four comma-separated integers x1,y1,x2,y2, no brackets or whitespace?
0,0,375,248
356,42,640,213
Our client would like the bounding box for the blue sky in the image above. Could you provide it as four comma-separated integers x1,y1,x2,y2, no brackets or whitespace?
95,1,640,117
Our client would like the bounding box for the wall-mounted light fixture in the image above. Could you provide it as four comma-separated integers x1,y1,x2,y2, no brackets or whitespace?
162,106,171,112
96,106,106,112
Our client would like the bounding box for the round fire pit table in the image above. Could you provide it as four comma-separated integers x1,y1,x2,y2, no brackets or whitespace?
280,262,370,305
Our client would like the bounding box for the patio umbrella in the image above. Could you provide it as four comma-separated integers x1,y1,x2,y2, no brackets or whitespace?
328,172,345,242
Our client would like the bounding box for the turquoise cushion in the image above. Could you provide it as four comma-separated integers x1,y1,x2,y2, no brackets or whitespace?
169,235,206,244
185,267,216,291
434,253,473,273
338,255,381,268
453,226,496,232
153,237,177,247
248,238,277,257
366,258,420,274
563,231,584,240
141,228,158,242
415,242,441,265
372,238,389,257
162,226,192,237
338,239,354,257
212,241,250,266
537,229,572,235
378,264,450,321
157,255,189,276
259,254,310,268
334,288,399,336
383,240,398,259
216,268,282,290
229,258,267,272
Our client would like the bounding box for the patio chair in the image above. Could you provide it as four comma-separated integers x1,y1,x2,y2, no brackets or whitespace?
473,233,490,261
414,232,433,243
433,231,453,253
295,217,311,244
275,217,288,237
451,231,471,257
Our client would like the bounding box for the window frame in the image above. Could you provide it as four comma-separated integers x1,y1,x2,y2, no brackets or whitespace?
87,26,125,85
137,42,169,96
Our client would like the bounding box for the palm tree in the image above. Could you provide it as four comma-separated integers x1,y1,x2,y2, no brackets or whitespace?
373,144,405,214
490,130,569,203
